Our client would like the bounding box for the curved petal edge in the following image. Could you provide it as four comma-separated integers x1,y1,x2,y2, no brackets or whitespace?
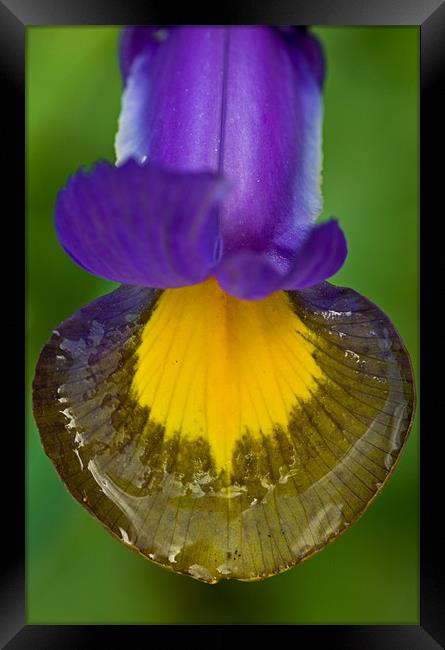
33,279,414,582
55,159,229,288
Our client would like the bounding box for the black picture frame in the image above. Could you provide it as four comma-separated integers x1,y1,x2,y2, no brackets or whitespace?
5,0,443,647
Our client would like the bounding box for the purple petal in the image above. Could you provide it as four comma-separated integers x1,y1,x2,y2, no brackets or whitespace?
215,250,284,300
120,26,175,82
279,27,325,87
219,27,324,254
215,220,346,299
116,26,324,254
283,219,348,289
116,27,226,171
55,159,229,287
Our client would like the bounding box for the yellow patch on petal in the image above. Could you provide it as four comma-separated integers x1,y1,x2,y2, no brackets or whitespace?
132,277,322,471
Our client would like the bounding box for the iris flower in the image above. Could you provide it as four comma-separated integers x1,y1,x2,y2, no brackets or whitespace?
33,26,414,583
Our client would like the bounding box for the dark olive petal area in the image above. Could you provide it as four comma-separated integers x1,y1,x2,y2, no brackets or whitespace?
32,281,414,583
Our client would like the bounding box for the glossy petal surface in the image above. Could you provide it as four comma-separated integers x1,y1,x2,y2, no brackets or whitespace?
33,281,414,582
55,159,228,287
116,26,325,254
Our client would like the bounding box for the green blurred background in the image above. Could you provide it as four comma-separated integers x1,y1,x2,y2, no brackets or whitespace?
26,27,419,624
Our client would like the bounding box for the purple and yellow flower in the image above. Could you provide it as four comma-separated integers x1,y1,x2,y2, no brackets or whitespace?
33,26,414,583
